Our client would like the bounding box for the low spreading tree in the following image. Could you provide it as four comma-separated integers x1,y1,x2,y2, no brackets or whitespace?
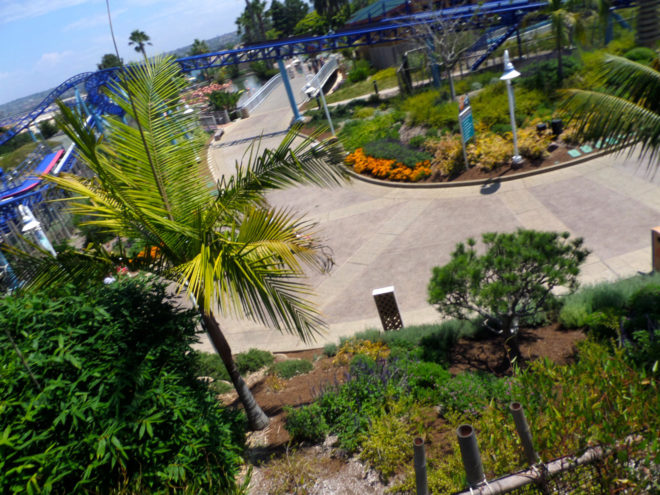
428,229,589,362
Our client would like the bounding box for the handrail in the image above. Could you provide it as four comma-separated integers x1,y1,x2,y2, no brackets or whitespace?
238,73,283,113
306,55,339,97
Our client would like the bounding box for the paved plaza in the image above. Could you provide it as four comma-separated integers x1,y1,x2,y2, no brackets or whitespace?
201,76,660,354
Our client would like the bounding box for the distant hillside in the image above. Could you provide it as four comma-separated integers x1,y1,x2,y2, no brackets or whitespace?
0,31,239,121
166,32,240,58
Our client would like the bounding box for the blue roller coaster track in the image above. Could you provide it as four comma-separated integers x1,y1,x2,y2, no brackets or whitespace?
1,0,636,148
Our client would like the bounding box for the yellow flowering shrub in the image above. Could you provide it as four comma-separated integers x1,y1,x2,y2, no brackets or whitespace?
518,120,552,160
425,134,464,177
467,131,511,170
333,339,390,365
345,148,431,182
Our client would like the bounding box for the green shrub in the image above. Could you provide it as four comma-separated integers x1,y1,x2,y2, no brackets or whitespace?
250,60,278,80
323,343,338,357
235,348,275,374
338,112,400,151
559,272,660,328
209,380,234,395
436,372,511,416
194,350,231,381
316,357,409,451
0,278,245,493
409,135,427,148
208,90,242,111
285,403,329,443
362,139,432,168
348,59,372,83
623,46,657,65
271,359,314,379
406,361,451,402
403,90,460,132
354,106,375,119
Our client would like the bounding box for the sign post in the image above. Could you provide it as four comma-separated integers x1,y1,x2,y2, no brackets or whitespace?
458,95,475,169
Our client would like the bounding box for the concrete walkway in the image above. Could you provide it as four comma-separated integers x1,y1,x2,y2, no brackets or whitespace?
207,65,311,181
196,143,660,354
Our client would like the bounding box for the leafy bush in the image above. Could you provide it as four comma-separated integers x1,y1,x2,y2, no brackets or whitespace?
208,90,242,111
349,59,373,83
436,372,511,416
194,350,231,381
559,272,660,328
323,342,338,357
623,46,657,65
354,106,375,119
518,123,552,160
38,120,58,139
406,361,451,402
235,348,275,374
0,278,245,493
270,359,314,379
362,139,432,168
333,339,390,365
409,135,427,149
250,60,278,80
403,91,459,132
285,403,329,443
316,356,409,451
338,111,400,151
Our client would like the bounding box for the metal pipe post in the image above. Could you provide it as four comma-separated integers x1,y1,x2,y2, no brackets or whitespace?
510,402,540,465
413,437,428,495
457,424,486,487
506,79,522,165
318,88,335,136
277,58,302,122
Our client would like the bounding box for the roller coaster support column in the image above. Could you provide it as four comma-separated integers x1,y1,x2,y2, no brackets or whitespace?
75,89,104,132
277,59,302,122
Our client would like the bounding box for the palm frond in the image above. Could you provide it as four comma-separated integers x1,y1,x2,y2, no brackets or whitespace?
562,89,660,167
596,55,660,113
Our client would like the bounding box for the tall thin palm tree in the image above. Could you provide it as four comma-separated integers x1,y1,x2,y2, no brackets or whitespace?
562,54,660,170
128,29,152,60
13,57,348,430
546,0,585,84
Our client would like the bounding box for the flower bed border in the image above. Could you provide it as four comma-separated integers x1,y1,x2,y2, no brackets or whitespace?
345,145,625,189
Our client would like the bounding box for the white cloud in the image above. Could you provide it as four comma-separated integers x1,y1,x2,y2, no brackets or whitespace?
36,51,74,70
0,0,92,24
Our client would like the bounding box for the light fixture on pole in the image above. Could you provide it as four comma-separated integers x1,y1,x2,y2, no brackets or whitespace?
303,81,335,136
19,204,57,257
500,50,522,166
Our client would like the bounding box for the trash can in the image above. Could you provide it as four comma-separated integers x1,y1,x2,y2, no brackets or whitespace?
551,118,563,136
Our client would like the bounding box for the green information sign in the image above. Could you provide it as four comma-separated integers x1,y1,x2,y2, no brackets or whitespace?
459,107,475,144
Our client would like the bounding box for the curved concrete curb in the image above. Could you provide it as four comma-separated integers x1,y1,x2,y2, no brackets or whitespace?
345,146,622,189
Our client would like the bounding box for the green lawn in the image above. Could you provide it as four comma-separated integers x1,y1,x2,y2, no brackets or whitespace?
325,74,399,104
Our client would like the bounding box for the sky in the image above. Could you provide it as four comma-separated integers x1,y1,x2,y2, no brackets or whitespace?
0,0,246,105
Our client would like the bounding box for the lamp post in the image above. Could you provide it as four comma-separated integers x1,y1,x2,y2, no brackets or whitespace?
303,80,335,136
500,50,522,166
19,204,57,257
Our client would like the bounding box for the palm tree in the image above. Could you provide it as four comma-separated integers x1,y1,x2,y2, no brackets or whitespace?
18,57,348,430
128,29,152,60
189,38,209,56
546,0,585,84
562,54,660,170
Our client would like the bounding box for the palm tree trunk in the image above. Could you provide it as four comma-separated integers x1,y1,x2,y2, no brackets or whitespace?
556,22,564,84
200,311,270,431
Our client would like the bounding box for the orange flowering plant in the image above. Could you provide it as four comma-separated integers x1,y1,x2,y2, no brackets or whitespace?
345,148,431,182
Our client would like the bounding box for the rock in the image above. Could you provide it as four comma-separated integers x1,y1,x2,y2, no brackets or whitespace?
272,353,289,363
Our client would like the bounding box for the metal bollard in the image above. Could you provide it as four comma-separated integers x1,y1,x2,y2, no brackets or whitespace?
413,437,428,495
457,424,486,488
509,402,540,465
